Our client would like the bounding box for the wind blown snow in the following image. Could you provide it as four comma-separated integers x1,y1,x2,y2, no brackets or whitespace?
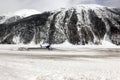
0,44,120,80
14,9,40,17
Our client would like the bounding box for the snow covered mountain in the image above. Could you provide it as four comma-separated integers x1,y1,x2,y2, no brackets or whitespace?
0,4,120,45
14,9,40,17
0,9,40,24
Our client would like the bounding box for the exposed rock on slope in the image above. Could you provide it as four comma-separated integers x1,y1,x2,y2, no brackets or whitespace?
0,4,120,45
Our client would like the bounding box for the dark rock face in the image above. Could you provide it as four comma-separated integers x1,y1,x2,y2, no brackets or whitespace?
0,16,5,21
67,10,80,44
5,16,21,24
0,16,5,24
0,15,22,24
106,18,120,45
88,10,106,44
0,6,120,45
48,12,61,44
0,12,51,44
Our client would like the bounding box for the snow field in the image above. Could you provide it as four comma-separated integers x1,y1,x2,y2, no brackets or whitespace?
0,43,120,80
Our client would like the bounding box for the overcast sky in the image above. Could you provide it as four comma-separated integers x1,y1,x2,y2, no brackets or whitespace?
0,0,120,13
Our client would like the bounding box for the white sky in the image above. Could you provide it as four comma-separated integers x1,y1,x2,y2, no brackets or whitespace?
0,0,120,13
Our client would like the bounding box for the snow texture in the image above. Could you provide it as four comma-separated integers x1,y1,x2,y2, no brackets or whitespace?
0,44,120,80
0,9,40,24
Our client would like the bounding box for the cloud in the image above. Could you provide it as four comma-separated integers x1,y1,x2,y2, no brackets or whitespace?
103,0,120,7
69,0,120,7
27,0,70,11
0,0,70,13
69,0,97,4
0,0,120,14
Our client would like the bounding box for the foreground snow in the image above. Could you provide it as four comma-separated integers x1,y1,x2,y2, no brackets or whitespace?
0,44,120,80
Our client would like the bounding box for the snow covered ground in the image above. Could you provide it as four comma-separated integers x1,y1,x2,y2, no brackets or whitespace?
0,43,120,80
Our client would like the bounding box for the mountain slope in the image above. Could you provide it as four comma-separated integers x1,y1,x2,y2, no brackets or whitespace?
0,4,120,45
0,9,40,24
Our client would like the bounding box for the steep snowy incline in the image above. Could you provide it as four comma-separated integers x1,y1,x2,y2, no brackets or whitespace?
50,4,120,45
0,9,40,24
0,4,120,45
14,9,40,17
